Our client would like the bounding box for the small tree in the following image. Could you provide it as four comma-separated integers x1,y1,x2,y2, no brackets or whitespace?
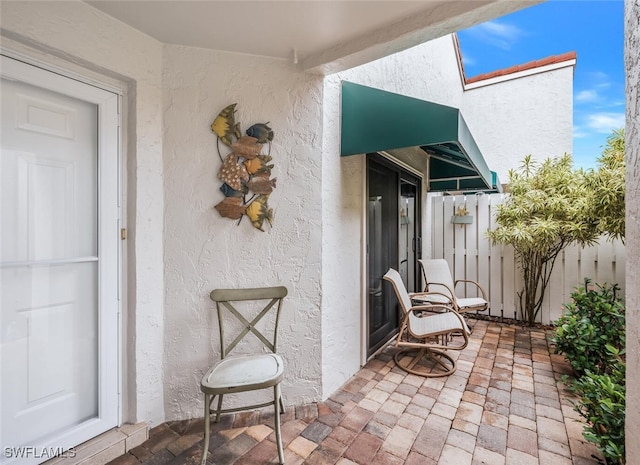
584,128,625,241
488,154,599,325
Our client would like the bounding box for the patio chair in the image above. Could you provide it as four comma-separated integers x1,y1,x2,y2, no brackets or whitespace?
200,286,287,465
383,268,469,377
416,259,488,314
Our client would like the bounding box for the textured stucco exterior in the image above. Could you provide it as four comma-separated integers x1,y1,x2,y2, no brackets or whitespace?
463,66,574,180
625,0,639,462
161,45,324,419
321,36,459,397
0,1,166,426
1,0,577,434
320,34,575,396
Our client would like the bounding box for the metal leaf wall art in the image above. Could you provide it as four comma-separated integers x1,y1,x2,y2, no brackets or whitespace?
211,104,276,231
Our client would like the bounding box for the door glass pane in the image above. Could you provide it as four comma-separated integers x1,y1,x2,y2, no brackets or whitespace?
367,159,399,355
400,181,418,292
368,195,384,333
367,156,422,356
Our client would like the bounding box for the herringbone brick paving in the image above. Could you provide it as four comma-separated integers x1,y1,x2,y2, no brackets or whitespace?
107,319,603,465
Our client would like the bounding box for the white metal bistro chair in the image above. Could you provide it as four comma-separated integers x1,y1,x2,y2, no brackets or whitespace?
383,268,469,377
416,259,489,314
200,286,287,465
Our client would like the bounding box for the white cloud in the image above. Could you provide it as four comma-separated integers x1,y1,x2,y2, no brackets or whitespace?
588,71,612,88
575,90,599,103
586,112,625,133
466,20,525,50
462,53,476,67
573,125,589,139
575,68,624,108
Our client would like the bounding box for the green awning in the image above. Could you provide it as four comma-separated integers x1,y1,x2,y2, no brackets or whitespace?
428,158,502,193
341,81,501,193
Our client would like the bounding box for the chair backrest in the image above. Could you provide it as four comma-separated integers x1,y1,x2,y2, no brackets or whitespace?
210,286,287,358
419,259,456,298
382,268,412,316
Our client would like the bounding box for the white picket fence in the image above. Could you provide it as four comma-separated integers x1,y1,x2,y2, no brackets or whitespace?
429,193,626,325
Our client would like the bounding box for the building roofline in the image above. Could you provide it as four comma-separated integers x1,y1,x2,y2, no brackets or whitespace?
452,33,577,89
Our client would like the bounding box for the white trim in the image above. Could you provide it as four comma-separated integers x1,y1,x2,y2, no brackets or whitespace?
377,151,425,180
463,59,577,91
0,55,122,464
452,34,467,90
0,47,124,96
360,155,368,366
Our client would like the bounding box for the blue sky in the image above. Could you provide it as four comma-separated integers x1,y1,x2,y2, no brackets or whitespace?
457,0,625,170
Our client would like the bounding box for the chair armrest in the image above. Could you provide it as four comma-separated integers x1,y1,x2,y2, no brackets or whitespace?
408,301,456,315
422,282,456,299
410,290,454,303
454,279,487,300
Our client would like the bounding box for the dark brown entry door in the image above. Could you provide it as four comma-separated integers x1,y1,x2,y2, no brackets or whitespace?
367,154,421,356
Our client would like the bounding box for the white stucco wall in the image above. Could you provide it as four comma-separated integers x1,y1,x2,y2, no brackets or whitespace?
462,66,574,182
320,34,575,396
321,35,463,397
0,2,166,426
320,78,365,398
161,45,324,419
625,0,639,462
0,2,580,431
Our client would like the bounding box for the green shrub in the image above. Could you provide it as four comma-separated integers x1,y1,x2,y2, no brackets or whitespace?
570,348,625,465
553,278,625,376
555,280,626,464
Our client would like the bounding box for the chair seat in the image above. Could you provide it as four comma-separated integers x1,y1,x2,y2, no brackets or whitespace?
457,297,488,309
409,311,465,338
201,353,284,394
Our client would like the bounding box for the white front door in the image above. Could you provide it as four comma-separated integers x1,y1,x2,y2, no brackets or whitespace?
0,55,120,464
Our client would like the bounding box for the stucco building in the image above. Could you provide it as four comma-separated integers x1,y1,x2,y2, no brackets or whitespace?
1,1,638,464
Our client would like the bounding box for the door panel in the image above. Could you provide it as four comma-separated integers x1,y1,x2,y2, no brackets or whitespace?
1,55,119,464
367,154,422,357
1,263,98,446
367,157,399,356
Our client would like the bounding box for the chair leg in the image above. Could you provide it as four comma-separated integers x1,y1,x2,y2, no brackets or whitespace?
274,384,284,465
215,394,224,423
201,393,211,465
394,348,457,377
279,393,285,414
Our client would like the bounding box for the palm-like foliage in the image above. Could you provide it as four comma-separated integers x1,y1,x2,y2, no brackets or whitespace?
488,154,599,325
584,129,626,241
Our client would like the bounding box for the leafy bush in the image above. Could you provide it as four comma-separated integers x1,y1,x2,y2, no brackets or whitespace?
554,279,625,376
570,348,625,465
488,155,599,326
555,280,626,464
583,128,625,241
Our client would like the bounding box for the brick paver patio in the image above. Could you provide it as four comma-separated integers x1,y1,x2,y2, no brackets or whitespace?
107,319,603,465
